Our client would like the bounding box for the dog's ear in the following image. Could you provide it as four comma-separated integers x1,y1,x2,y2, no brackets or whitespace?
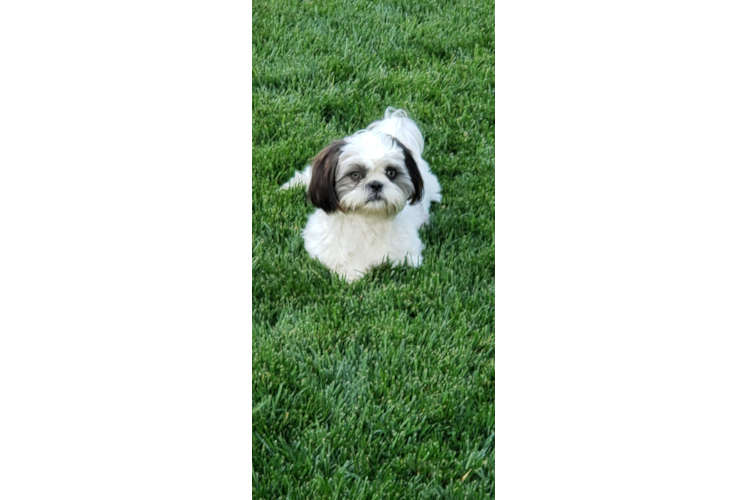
392,138,424,205
308,140,346,214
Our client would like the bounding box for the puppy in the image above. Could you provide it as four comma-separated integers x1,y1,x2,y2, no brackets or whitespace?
281,107,441,282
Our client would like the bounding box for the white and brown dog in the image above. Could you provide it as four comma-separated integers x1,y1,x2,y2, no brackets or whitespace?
282,108,441,282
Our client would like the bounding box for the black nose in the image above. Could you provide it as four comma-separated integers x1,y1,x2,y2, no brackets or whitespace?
368,181,383,192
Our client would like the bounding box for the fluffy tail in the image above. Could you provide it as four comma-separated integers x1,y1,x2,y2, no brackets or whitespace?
366,107,425,157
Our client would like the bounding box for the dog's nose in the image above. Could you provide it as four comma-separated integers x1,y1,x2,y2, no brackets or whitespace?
368,181,383,192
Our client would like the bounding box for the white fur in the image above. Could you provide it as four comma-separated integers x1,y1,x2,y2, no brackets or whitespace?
281,108,441,282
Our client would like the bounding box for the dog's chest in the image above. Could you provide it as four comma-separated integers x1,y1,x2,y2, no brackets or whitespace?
331,217,395,258
303,210,418,273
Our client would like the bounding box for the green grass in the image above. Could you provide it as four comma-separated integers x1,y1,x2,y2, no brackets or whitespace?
252,0,494,498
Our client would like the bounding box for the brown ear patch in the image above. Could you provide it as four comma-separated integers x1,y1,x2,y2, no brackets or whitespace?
307,140,347,214
392,138,424,205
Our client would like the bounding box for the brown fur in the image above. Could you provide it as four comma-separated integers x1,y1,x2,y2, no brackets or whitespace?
307,140,347,214
392,137,424,205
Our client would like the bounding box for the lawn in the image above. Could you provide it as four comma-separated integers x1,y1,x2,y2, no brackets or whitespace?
252,0,495,498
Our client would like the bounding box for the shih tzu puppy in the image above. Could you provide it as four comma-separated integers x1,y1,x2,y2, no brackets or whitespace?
281,107,441,282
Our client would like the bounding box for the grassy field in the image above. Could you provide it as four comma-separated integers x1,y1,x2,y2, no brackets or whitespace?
252,0,494,498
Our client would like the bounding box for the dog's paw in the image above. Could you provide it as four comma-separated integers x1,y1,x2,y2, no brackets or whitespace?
340,269,365,283
279,166,311,191
404,253,423,268
279,178,301,190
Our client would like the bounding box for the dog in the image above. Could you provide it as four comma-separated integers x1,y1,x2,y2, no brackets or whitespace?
281,107,441,282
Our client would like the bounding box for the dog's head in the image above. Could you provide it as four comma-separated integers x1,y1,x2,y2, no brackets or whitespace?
307,131,424,217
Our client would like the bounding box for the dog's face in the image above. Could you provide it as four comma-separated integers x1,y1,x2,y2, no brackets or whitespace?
308,131,424,217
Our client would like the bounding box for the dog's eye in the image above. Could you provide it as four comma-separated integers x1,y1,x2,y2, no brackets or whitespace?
350,172,361,180
386,167,397,179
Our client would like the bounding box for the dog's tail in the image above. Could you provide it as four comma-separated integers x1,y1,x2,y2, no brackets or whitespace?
366,107,425,157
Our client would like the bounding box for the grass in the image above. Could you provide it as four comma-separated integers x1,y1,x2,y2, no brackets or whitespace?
252,0,494,498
